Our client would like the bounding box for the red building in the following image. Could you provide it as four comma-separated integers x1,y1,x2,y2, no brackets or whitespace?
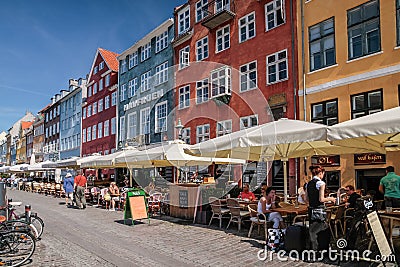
82,48,119,157
173,0,298,192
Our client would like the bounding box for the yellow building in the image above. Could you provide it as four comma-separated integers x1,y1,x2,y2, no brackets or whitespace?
297,0,400,197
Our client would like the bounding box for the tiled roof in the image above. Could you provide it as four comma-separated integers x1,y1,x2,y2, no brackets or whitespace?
99,48,119,72
21,121,33,130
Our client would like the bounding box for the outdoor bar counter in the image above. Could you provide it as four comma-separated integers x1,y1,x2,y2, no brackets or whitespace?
169,183,200,220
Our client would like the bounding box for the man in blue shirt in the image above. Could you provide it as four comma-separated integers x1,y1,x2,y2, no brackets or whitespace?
379,166,400,208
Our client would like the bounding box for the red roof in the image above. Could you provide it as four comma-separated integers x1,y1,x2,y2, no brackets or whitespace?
99,48,119,72
21,121,33,130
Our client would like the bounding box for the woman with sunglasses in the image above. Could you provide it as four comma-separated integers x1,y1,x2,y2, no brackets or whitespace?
257,185,285,229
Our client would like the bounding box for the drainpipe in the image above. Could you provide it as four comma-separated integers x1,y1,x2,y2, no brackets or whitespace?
301,0,307,122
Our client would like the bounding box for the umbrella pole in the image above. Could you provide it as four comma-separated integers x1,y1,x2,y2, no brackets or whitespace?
283,159,288,202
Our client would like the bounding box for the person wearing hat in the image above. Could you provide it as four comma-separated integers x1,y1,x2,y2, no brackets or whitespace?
63,173,75,207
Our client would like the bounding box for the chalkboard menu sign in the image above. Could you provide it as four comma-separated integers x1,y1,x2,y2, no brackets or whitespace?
164,167,174,183
179,190,188,208
256,161,267,186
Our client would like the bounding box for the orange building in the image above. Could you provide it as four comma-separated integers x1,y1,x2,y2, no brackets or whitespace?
297,0,400,197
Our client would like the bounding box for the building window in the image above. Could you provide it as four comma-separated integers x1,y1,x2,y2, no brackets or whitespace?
120,83,127,102
88,86,92,97
111,92,117,106
240,115,258,130
265,0,285,31
140,108,151,135
87,105,92,117
119,116,125,141
397,0,400,46
99,61,104,70
196,124,210,143
111,117,116,134
98,122,103,139
128,78,138,97
211,67,231,98
156,30,169,53
179,46,190,69
178,6,190,35
182,127,191,144
98,99,103,112
196,0,208,22
82,129,86,143
196,36,209,61
87,127,91,142
266,49,288,84
94,66,98,74
141,42,151,62
351,89,382,119
155,101,167,133
216,0,230,12
105,74,110,87
311,99,338,126
93,125,97,140
348,0,380,60
83,107,86,119
92,102,97,115
93,83,98,94
155,62,168,85
240,61,257,92
121,59,127,73
239,12,256,43
309,18,336,71
196,78,209,104
127,113,137,139
105,95,110,109
179,85,190,109
99,78,104,91
129,51,138,69
104,120,110,137
216,25,230,53
140,71,151,92
216,120,232,137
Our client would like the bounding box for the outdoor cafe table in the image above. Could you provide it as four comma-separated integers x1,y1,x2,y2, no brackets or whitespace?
271,205,308,215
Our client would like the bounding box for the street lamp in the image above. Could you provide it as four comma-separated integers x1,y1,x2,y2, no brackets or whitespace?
175,118,184,140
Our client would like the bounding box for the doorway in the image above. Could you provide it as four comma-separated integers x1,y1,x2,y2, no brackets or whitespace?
355,168,386,200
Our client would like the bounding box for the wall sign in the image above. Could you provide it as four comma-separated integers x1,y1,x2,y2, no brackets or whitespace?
354,153,386,165
311,155,340,167
123,89,163,111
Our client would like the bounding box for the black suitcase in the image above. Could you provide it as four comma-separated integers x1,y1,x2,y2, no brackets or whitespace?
284,225,307,252
317,227,331,250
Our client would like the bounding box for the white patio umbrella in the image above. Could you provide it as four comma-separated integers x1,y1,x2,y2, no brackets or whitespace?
327,107,400,153
9,164,29,172
191,118,374,201
0,166,10,173
80,151,126,168
22,160,56,171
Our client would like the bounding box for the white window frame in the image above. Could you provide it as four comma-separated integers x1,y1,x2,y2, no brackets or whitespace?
93,82,98,94
216,25,230,53
155,62,168,85
111,117,116,135
196,36,209,61
196,124,210,143
215,0,230,12
240,114,259,130
155,101,167,133
240,60,257,92
210,67,231,98
179,46,190,69
120,83,127,102
121,59,127,73
99,61,104,70
181,127,191,144
239,12,256,43
98,99,103,112
178,6,190,35
105,95,110,109
128,78,138,97
94,66,98,74
87,127,92,142
92,125,97,140
98,122,103,139
111,92,117,106
99,78,103,91
104,120,110,137
140,107,151,135
83,107,87,119
93,102,97,115
196,78,209,104
119,116,125,142
127,112,137,139
105,74,110,87
266,49,288,84
179,85,190,109
216,120,232,137
88,86,92,97
156,30,169,53
265,0,285,32
141,42,151,62
140,71,151,92
196,0,208,22
83,129,87,143
87,105,92,117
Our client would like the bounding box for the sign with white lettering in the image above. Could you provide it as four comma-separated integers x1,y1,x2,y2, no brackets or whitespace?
123,89,163,111
354,153,386,165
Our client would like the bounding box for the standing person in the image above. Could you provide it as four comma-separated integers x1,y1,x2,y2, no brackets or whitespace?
108,182,120,211
344,185,361,209
74,171,87,209
306,165,336,253
379,166,400,208
63,173,75,207
258,186,285,229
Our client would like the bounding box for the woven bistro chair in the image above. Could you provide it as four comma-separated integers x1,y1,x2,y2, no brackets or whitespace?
247,204,273,239
209,199,230,228
226,198,250,231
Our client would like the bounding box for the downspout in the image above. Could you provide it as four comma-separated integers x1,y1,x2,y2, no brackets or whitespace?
301,0,306,121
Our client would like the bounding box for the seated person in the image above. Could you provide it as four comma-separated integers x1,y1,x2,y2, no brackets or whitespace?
258,186,285,229
108,182,120,211
238,183,256,201
345,185,361,209
297,183,308,205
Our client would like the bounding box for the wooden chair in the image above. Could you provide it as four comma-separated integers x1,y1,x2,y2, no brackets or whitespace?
209,199,230,228
328,204,346,239
226,198,250,231
247,204,273,239
343,208,355,235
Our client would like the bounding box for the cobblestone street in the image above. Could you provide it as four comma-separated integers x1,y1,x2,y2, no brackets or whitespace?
7,189,379,267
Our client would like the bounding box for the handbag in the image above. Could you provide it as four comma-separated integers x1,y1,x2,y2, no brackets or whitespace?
267,228,285,252
310,208,327,222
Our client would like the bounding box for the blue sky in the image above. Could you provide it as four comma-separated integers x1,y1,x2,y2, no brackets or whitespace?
0,0,185,132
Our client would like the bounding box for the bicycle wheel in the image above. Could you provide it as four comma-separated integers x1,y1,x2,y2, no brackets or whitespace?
1,221,39,240
0,230,36,267
30,216,44,239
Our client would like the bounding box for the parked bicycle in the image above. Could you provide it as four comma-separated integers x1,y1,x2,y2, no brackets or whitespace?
6,201,44,239
0,229,36,266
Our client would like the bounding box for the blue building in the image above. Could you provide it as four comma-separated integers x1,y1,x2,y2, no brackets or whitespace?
117,19,175,147
59,78,87,160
